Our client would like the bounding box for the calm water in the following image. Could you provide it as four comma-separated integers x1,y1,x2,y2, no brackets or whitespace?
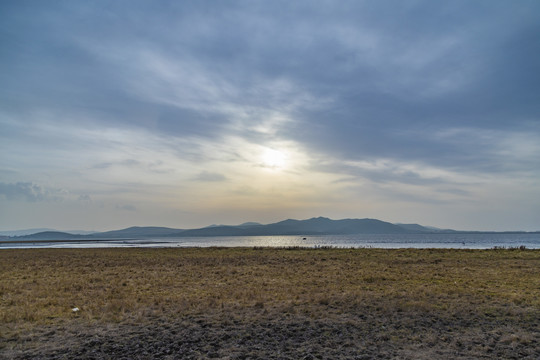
1,233,539,249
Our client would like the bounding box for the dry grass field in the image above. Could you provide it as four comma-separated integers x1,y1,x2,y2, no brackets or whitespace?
1,247,539,359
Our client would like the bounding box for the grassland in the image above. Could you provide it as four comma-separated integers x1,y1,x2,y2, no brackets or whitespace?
1,247,539,359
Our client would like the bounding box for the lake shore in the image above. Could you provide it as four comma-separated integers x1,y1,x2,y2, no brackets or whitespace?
1,247,539,359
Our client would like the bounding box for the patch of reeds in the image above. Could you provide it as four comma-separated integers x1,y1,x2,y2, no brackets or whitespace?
492,245,528,250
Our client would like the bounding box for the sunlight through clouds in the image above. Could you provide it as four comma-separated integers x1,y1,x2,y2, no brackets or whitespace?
260,148,287,169
1,1,539,231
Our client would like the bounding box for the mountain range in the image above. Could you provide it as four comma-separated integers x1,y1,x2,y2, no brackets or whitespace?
4,217,464,241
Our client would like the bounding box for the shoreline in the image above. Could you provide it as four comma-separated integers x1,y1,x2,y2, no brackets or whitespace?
1,231,539,250
2,247,539,359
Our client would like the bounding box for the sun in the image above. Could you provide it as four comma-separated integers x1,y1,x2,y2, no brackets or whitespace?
261,148,287,169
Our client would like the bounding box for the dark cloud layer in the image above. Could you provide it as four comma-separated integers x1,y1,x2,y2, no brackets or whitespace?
3,2,538,168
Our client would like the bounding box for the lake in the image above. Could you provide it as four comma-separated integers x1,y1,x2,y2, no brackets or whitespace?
1,233,539,249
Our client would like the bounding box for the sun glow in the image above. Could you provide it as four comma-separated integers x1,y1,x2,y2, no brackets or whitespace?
261,148,287,169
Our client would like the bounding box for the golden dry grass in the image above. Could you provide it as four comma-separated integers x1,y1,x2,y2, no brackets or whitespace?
1,247,539,325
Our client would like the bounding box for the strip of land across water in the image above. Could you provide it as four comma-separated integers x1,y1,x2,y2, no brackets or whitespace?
1,247,539,359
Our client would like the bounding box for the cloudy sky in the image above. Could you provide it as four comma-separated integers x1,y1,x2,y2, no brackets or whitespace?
1,1,539,231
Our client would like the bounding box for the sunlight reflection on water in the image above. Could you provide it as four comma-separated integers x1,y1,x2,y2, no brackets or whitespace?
1,233,539,249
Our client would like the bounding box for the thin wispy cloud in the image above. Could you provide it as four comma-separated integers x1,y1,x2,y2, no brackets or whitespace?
193,172,227,182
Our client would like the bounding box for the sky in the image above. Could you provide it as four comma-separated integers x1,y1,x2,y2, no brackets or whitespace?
1,1,539,232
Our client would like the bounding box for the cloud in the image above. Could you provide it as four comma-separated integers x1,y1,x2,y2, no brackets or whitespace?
1,1,539,231
91,159,141,170
193,172,227,182
4,2,538,174
77,194,92,204
116,204,137,212
0,182,66,202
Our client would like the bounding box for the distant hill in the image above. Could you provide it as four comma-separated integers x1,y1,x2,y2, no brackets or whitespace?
14,231,86,240
88,217,419,238
0,228,56,236
174,217,412,237
255,217,410,235
395,223,430,232
178,226,250,237
9,217,467,240
395,223,457,233
237,222,262,228
93,226,185,238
